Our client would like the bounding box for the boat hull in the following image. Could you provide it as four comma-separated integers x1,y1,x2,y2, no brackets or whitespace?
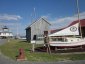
49,40,85,47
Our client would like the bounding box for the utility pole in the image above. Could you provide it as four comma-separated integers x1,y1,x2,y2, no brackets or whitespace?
32,8,36,52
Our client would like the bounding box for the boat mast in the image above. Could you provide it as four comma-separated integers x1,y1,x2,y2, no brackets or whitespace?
76,0,82,38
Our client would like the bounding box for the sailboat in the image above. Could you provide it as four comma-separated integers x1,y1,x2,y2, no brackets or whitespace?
48,0,85,47
49,22,85,47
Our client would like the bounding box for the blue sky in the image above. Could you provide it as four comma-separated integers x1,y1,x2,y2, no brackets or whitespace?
0,0,85,36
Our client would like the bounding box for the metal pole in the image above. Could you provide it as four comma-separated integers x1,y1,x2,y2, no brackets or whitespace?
17,23,19,38
16,22,20,38
32,43,35,52
33,7,36,21
76,0,82,38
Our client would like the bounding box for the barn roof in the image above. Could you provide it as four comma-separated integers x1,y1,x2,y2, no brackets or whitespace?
68,19,85,27
25,17,51,30
50,19,85,34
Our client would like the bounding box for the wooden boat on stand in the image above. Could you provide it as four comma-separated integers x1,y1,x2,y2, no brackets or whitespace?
49,23,85,49
48,0,85,50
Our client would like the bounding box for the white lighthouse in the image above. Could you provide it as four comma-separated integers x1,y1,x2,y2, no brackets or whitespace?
0,26,13,38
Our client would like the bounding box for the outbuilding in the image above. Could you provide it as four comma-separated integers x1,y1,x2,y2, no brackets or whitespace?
25,18,51,42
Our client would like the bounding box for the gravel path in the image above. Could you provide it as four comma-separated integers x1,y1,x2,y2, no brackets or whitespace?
0,39,7,45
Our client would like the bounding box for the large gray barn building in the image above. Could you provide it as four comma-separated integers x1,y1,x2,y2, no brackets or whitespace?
26,18,51,42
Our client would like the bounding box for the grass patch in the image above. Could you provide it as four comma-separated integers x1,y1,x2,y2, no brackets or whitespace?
0,39,85,62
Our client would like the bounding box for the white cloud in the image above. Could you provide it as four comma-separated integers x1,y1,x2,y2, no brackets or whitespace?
50,12,85,29
0,14,22,21
41,15,49,19
41,14,51,20
51,12,85,24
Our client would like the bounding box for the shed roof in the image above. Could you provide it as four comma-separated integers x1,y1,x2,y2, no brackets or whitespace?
25,18,51,30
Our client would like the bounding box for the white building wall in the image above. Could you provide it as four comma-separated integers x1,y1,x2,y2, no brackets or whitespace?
0,33,13,37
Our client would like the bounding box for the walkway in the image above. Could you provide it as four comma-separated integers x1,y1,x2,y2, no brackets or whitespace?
0,39,7,45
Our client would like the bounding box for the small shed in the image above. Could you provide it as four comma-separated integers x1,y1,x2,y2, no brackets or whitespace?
25,18,51,42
